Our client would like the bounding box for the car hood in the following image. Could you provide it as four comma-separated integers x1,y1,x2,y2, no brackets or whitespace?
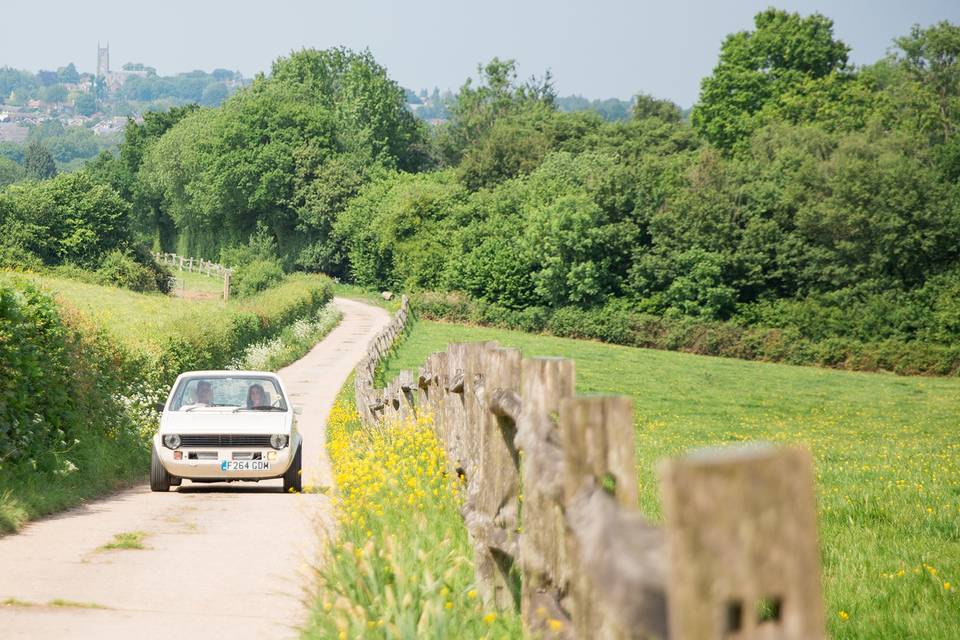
160,411,291,434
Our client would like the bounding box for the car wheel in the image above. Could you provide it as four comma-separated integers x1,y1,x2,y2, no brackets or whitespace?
150,446,172,492
283,445,302,493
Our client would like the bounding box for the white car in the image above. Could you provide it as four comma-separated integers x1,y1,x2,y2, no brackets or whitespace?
151,371,302,493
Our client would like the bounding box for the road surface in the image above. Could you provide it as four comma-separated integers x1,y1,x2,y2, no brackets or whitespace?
0,297,389,640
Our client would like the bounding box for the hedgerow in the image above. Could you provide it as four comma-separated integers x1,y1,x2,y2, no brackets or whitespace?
411,291,960,376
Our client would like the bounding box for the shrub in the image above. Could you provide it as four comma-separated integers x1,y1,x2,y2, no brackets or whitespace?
231,258,286,298
96,250,163,292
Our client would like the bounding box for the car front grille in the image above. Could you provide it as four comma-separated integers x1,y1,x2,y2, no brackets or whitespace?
179,434,273,448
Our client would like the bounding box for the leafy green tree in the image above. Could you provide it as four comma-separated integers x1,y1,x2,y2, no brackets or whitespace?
632,93,682,122
41,84,67,103
895,21,960,141
0,173,130,266
436,58,555,165
57,63,80,84
0,157,23,188
22,142,57,180
200,82,229,106
691,8,850,151
74,93,97,116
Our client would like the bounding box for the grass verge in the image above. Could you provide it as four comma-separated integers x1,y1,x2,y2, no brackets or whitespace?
378,319,960,640
302,379,523,639
231,301,343,371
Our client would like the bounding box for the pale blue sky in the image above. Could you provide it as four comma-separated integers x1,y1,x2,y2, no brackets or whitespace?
4,1,958,106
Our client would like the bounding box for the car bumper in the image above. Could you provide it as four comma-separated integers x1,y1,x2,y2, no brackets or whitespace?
153,435,296,480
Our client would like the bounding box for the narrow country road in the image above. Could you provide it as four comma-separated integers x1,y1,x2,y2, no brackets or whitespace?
0,297,390,640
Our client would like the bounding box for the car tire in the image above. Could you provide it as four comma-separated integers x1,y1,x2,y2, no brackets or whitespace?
283,445,302,493
170,475,182,487
150,446,172,492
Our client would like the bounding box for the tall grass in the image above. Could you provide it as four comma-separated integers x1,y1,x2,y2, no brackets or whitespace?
303,385,522,639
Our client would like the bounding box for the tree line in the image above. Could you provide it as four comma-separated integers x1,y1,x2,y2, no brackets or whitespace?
2,9,959,371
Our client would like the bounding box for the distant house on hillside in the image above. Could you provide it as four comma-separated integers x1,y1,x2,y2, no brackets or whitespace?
0,123,29,143
92,116,129,136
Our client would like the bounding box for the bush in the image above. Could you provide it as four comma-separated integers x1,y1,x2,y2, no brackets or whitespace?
231,258,286,298
410,291,960,376
96,250,166,292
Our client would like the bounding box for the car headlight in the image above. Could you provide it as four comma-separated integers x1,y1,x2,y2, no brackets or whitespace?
270,434,289,449
162,434,181,449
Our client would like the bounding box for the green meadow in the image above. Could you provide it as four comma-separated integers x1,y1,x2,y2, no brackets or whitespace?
380,319,960,639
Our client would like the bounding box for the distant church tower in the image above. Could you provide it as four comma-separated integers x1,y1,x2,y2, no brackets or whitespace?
97,43,110,77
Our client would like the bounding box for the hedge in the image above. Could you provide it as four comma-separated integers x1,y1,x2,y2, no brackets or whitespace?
410,291,960,377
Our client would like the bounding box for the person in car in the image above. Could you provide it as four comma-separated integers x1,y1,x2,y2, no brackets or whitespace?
196,381,214,405
246,383,267,409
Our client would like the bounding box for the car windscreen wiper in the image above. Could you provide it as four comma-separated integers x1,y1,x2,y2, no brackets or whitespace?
232,405,287,413
184,403,233,412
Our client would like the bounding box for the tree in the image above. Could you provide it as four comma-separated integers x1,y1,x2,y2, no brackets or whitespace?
437,58,556,165
895,21,960,141
74,93,97,116
42,84,67,104
632,93,682,122
200,82,229,107
22,142,57,180
57,63,80,84
691,9,850,151
0,157,23,188
0,173,130,266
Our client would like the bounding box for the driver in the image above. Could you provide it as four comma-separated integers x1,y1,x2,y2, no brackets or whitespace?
196,381,214,405
246,383,266,409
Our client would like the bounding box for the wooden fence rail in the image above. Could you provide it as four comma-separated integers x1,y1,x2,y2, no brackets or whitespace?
153,252,233,301
357,306,825,639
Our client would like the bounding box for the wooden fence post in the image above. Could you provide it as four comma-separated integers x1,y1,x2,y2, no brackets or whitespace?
517,357,575,635
560,395,667,640
467,346,521,610
659,446,824,640
223,269,231,301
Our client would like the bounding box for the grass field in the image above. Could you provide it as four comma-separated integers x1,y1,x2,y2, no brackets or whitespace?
170,269,226,295
26,274,225,349
380,319,960,639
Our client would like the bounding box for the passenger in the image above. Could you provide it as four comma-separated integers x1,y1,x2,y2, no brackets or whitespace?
247,383,267,409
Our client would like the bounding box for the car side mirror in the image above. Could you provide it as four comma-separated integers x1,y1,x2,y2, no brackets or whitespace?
293,405,303,415
154,402,166,413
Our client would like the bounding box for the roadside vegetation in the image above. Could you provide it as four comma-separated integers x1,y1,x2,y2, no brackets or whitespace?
304,381,523,639
0,271,334,533
377,318,960,639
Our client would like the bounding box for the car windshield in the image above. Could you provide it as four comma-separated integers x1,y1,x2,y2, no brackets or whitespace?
168,375,287,412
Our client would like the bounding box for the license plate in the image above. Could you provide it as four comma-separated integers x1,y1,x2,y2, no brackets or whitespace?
221,460,270,471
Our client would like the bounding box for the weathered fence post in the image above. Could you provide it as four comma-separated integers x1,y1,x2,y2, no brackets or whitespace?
223,269,231,301
659,445,824,640
467,346,521,610
560,395,667,639
516,357,575,635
